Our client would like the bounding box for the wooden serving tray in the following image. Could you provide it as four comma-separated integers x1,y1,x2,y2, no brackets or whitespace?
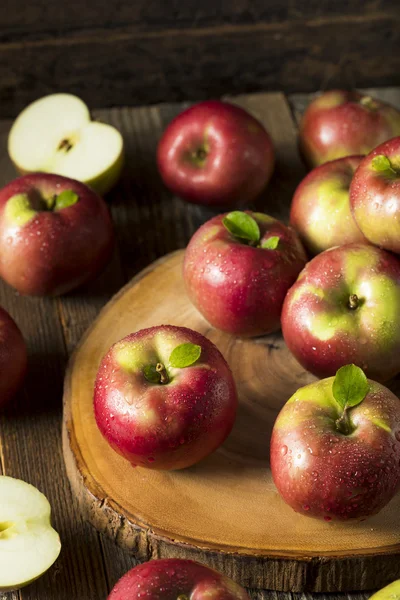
63,250,400,592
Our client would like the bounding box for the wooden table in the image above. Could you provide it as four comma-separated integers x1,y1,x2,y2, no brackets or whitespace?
0,86,399,600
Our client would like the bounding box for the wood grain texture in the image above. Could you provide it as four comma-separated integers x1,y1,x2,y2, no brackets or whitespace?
0,0,394,40
0,13,400,118
63,250,400,592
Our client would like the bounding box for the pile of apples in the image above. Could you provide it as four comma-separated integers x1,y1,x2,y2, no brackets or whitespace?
1,89,400,596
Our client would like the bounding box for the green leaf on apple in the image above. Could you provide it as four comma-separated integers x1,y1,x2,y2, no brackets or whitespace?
54,190,79,210
371,155,395,174
261,236,280,250
169,343,201,369
143,364,161,384
222,211,260,244
332,364,370,410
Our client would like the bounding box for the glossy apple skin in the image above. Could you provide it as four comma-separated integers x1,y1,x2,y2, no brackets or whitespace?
271,376,400,521
94,325,238,470
108,559,250,600
290,155,367,255
183,212,307,337
0,173,114,296
157,101,275,207
0,307,27,408
281,243,400,382
350,137,400,254
300,90,400,167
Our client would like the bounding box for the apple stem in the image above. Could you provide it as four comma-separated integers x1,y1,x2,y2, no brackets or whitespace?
156,363,169,384
336,406,352,435
348,294,359,310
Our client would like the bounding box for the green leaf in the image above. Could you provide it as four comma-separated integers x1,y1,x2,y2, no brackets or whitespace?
143,364,161,384
371,155,393,173
55,190,79,210
261,236,280,250
332,364,369,410
169,343,201,369
222,211,260,244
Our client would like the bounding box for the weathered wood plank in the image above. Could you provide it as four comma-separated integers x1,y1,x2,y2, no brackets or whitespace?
0,122,109,600
0,14,399,118
0,0,394,40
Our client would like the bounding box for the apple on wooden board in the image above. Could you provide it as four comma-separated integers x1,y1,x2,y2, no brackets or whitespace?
108,559,250,600
270,364,400,521
299,90,400,167
370,580,400,600
0,476,61,591
8,94,124,196
290,155,367,255
183,211,307,337
281,243,400,382
94,325,238,470
0,307,27,408
350,137,400,254
0,173,114,296
157,100,275,207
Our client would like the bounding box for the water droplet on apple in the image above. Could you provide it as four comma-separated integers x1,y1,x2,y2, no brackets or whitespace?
148,457,155,462
303,504,310,511
280,445,288,456
395,431,400,441
324,515,332,522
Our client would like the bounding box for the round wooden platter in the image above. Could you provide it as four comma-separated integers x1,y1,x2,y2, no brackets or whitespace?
63,250,400,592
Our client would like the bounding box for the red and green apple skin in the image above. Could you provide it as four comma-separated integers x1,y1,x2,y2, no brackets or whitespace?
108,559,250,600
157,100,275,207
290,155,367,255
281,243,400,382
270,376,400,521
0,173,114,296
350,137,400,254
300,90,400,167
0,307,27,408
94,325,238,470
183,212,307,337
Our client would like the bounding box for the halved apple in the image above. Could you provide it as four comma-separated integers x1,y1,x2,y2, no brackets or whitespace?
8,94,124,196
0,476,61,591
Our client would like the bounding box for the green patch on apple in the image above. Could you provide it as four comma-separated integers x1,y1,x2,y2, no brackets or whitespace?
5,193,37,227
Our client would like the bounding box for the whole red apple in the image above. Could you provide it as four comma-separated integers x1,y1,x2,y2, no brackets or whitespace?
108,559,250,600
183,211,307,337
0,307,27,408
290,155,367,255
157,100,274,207
94,325,238,470
281,243,400,382
350,137,400,254
270,364,400,521
300,90,400,167
0,173,114,295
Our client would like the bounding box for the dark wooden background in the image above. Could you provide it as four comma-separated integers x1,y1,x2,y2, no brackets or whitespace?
0,0,399,118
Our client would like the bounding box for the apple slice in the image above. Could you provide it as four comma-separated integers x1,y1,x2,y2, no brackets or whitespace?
0,476,61,591
8,93,124,196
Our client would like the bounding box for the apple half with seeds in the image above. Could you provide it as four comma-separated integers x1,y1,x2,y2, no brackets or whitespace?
0,476,61,591
8,94,124,196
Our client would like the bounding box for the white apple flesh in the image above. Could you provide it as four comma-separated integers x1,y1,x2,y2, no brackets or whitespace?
8,94,124,196
0,476,61,591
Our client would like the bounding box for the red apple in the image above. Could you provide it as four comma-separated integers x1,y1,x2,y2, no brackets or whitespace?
183,211,307,337
290,155,367,255
0,307,27,408
0,173,114,296
350,136,400,254
108,559,250,600
270,364,400,521
300,90,400,167
157,100,274,207
281,243,400,382
94,325,238,470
